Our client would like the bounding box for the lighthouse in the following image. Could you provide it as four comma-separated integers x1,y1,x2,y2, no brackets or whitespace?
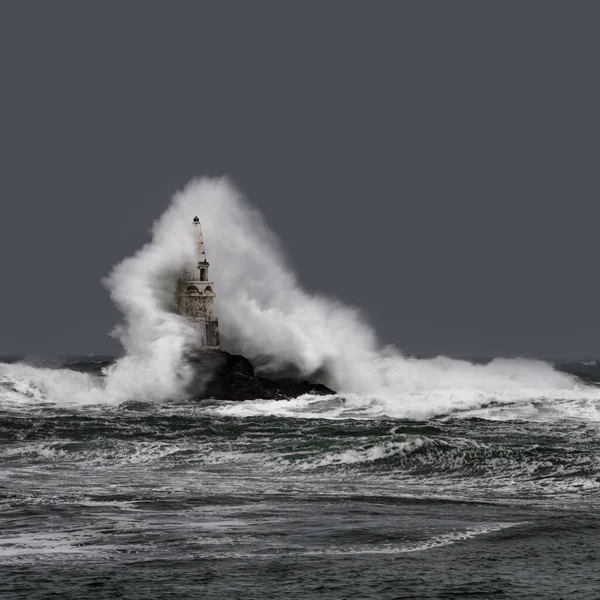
176,216,220,350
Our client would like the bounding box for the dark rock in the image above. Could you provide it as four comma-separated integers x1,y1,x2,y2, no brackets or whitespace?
187,350,335,401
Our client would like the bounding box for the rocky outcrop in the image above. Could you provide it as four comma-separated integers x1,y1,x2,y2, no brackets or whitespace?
187,350,335,401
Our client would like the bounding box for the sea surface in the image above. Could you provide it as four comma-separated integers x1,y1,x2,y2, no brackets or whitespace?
1,357,600,599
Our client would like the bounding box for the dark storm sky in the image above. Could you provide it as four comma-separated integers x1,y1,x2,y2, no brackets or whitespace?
0,2,599,359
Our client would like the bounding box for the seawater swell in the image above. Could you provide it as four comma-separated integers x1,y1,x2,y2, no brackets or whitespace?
2,362,600,600
2,374,600,502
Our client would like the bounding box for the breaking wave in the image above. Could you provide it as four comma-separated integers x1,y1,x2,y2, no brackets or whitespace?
1,176,599,417
175,179,575,394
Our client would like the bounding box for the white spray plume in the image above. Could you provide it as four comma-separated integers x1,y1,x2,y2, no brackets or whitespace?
100,193,202,402
121,176,575,400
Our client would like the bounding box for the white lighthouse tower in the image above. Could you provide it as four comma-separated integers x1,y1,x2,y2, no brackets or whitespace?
176,216,220,350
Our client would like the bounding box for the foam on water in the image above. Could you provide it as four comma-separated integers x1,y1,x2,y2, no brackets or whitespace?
0,530,122,562
299,522,523,555
208,388,600,421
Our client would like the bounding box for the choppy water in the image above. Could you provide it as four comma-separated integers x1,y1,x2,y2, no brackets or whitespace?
1,358,600,599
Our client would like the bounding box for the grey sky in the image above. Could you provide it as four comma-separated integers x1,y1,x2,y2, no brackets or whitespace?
0,1,599,359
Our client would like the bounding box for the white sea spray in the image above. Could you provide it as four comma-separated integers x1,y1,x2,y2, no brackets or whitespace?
0,176,597,417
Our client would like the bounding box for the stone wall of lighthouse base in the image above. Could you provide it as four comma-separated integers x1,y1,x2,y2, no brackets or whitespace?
187,318,220,350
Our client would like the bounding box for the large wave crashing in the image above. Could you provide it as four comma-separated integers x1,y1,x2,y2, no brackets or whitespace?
176,179,574,392
0,177,594,414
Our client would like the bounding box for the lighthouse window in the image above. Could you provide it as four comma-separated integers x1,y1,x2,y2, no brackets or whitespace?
200,268,207,281
187,285,199,293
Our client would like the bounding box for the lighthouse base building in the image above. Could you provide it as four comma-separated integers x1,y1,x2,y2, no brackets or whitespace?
176,216,220,350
